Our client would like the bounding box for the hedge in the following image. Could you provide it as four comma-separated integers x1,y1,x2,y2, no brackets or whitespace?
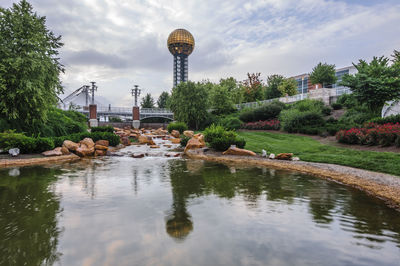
91,126,114,133
204,124,246,151
167,122,188,133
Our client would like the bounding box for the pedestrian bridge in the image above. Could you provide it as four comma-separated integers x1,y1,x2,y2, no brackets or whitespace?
72,106,174,121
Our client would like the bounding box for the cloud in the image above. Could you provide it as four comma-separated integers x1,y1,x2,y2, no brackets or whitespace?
2,0,400,105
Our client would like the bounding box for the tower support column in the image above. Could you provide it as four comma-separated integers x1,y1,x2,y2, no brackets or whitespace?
89,104,98,127
132,106,140,129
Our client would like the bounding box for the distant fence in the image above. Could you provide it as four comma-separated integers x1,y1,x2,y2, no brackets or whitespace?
98,121,168,129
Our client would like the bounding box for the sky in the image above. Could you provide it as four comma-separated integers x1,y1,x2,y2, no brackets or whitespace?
2,0,400,106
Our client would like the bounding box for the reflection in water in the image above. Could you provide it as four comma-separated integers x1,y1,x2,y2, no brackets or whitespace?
0,157,400,265
0,166,63,265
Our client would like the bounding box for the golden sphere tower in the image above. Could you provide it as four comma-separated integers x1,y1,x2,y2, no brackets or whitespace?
167,29,195,87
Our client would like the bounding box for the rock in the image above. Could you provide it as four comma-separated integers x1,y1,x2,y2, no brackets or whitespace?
132,153,145,158
292,156,300,161
183,130,194,138
193,133,206,146
95,149,107,156
147,138,156,146
171,130,180,138
150,145,160,149
138,135,155,145
163,144,172,148
63,140,79,151
80,138,95,149
184,137,205,153
95,140,109,147
222,147,256,156
61,145,70,155
95,144,108,151
42,147,63,157
276,153,293,160
75,145,95,157
165,152,181,157
269,153,275,159
170,138,181,144
8,148,20,157
121,136,131,146
262,149,267,157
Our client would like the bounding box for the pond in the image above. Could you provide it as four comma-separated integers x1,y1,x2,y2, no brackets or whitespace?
1,146,400,265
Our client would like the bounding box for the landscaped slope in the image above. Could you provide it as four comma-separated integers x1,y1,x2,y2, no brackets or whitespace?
238,131,400,176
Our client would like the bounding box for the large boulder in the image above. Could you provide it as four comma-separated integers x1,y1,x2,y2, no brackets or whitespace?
193,133,206,146
121,136,131,146
95,144,108,151
138,135,155,145
171,130,180,138
276,153,293,160
170,138,181,144
80,138,95,149
42,147,63,157
183,130,194,138
184,138,205,153
95,149,107,156
222,147,256,156
61,146,70,155
95,140,109,147
75,143,95,157
63,140,79,152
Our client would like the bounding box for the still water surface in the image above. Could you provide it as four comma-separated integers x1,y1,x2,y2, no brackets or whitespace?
1,149,400,265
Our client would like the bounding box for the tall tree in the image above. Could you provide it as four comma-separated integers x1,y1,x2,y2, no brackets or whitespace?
392,49,400,64
265,74,285,99
169,81,209,130
0,0,64,131
309,62,337,87
210,85,235,115
219,77,243,104
341,56,400,113
140,93,155,108
278,78,298,96
157,91,170,108
241,73,264,102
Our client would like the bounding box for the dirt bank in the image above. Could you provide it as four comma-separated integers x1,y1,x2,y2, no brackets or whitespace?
185,150,400,210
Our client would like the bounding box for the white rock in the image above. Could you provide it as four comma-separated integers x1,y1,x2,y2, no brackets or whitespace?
268,153,275,159
9,148,20,157
261,149,267,157
292,157,300,161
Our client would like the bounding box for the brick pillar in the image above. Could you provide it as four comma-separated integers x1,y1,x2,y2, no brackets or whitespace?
132,106,140,120
89,104,98,127
132,106,140,129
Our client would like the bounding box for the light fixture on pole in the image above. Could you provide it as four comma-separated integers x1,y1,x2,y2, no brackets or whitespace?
131,85,141,107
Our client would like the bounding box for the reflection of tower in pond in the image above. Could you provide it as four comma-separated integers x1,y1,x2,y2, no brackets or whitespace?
165,199,193,241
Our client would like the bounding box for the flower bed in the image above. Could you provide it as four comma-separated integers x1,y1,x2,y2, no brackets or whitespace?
336,123,400,147
241,119,280,130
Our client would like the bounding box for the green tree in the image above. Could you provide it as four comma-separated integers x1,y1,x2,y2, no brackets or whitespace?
309,62,337,87
241,73,264,102
265,74,285,99
157,91,170,108
140,93,155,108
169,81,209,129
392,49,400,64
0,1,64,133
341,56,400,113
210,85,235,115
278,78,298,96
219,77,243,104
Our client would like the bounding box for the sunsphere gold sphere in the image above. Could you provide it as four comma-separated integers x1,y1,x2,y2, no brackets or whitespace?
167,29,195,56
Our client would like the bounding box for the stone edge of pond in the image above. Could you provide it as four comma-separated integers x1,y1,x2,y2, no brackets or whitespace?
185,151,400,210
0,154,81,168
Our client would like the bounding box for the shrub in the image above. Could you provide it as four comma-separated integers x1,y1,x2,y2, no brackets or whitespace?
91,126,114,133
219,117,242,131
180,135,190,147
203,124,246,151
109,116,123,122
396,135,400,147
241,119,280,130
280,109,325,133
167,122,188,133
0,131,36,153
322,106,332,116
239,102,284,122
368,114,400,125
293,99,324,113
34,137,55,153
336,123,400,146
337,94,358,108
331,102,343,110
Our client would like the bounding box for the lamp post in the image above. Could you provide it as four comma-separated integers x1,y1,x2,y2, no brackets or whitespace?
131,84,141,129
90,81,97,104
88,81,98,128
131,85,141,107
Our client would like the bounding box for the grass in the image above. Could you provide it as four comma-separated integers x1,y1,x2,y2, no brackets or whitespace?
237,131,400,176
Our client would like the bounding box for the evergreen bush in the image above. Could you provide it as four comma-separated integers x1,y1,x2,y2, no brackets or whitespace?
91,126,114,133
167,122,188,133
204,124,246,151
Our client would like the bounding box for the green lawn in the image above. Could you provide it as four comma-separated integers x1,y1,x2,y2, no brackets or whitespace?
237,131,400,176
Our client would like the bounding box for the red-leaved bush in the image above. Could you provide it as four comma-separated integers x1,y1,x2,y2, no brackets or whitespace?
241,119,280,130
336,123,400,147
